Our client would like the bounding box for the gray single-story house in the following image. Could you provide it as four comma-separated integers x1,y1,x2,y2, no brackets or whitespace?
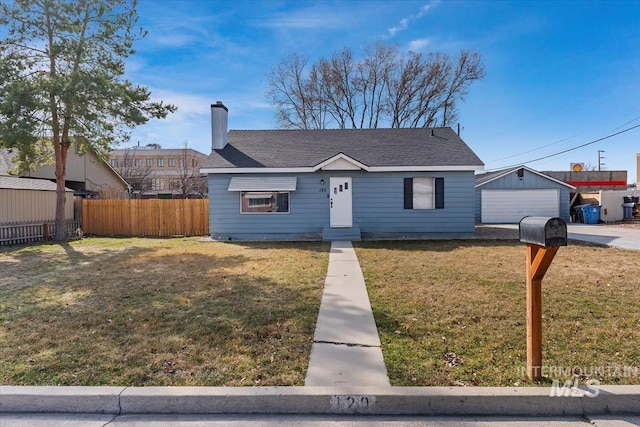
201,102,484,241
475,165,575,224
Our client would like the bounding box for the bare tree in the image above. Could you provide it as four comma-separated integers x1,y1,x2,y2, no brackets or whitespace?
266,54,328,130
115,148,152,196
174,147,207,198
265,42,485,129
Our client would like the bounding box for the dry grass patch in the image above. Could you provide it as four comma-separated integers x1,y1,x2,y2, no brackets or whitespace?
0,238,329,386
355,240,640,386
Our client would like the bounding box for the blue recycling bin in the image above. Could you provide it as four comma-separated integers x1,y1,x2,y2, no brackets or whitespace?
573,204,590,223
623,206,633,219
581,205,601,224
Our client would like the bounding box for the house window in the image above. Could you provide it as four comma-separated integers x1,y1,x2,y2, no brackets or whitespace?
168,158,175,167
146,158,153,167
240,191,290,214
124,159,131,167
157,158,164,167
404,177,444,210
179,158,185,168
151,178,164,191
110,159,118,167
135,159,142,167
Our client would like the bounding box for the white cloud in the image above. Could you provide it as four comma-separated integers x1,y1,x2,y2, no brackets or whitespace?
148,33,195,48
260,4,348,30
388,18,409,37
416,0,440,18
151,90,209,111
387,0,440,38
407,38,432,52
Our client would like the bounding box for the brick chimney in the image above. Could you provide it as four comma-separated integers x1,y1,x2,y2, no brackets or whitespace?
211,101,228,151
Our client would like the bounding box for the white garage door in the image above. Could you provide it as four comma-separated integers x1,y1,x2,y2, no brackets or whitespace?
481,189,560,223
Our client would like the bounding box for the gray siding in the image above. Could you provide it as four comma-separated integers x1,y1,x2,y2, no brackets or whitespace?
209,171,476,240
475,169,572,223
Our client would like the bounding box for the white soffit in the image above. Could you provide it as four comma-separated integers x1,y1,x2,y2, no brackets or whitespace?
227,176,297,191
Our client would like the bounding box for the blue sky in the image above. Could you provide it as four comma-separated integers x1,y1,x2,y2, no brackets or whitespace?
126,0,640,183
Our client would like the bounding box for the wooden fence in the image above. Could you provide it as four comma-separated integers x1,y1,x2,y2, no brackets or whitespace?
82,199,209,237
0,220,82,246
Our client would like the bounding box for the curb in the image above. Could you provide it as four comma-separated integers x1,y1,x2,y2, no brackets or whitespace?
1,386,639,416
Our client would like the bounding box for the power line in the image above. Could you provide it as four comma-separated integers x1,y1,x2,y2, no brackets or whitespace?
488,113,640,163
489,132,582,162
488,123,640,171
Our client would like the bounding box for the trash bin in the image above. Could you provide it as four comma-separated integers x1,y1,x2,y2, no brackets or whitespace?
623,196,639,204
573,204,590,223
581,205,601,224
623,202,635,219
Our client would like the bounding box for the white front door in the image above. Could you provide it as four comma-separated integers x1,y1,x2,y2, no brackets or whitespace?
330,177,352,228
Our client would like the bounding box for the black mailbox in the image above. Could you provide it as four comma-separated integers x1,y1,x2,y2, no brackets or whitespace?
519,216,567,247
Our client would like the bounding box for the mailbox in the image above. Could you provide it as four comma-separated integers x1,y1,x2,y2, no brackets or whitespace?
519,216,567,247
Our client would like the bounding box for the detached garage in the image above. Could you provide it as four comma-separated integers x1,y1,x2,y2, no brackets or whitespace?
475,166,575,224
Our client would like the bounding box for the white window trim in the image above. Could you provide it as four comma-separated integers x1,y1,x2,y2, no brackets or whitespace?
239,191,291,215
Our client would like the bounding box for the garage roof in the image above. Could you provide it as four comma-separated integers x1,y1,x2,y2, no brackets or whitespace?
475,165,576,189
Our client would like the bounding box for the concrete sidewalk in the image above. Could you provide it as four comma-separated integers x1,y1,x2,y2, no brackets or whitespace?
3,413,640,426
2,385,639,416
305,241,390,387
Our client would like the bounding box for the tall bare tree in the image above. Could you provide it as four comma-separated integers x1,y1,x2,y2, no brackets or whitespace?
174,146,207,198
0,0,175,240
114,148,152,195
266,42,484,130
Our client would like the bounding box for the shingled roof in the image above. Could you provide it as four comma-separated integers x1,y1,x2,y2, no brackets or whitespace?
0,175,72,191
202,128,484,170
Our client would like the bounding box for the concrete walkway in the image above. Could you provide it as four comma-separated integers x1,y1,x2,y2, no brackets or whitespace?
305,241,390,387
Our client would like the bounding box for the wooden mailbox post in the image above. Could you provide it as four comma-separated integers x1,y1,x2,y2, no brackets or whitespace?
519,216,567,381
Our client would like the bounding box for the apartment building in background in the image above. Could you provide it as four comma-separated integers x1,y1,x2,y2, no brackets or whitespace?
110,144,208,198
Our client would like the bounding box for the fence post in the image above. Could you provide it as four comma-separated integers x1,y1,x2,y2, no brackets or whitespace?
43,223,49,241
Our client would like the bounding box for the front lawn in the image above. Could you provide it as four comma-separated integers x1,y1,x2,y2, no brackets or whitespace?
0,238,329,386
355,240,640,386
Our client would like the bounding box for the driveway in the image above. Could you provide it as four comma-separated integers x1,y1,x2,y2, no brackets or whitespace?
485,223,640,250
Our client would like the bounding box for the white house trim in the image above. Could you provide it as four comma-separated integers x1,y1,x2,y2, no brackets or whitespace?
202,165,482,174
313,153,369,171
368,165,483,172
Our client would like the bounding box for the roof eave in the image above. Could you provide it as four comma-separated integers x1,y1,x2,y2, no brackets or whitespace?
475,165,577,189
201,165,484,174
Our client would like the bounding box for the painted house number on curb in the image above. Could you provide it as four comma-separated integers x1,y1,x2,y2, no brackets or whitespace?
330,395,376,412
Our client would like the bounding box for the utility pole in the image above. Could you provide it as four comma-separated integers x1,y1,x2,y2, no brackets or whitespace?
598,150,605,171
